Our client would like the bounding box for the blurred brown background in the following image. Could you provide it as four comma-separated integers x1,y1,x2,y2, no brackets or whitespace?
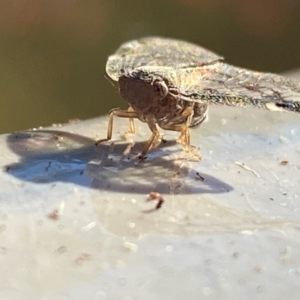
0,0,299,133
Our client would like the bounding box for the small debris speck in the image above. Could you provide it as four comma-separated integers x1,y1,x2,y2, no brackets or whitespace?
146,192,164,210
195,172,204,181
47,209,59,220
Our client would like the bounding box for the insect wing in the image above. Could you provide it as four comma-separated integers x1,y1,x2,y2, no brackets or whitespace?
171,63,300,112
106,36,223,81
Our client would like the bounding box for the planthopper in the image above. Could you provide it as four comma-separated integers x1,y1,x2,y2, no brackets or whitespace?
95,37,300,159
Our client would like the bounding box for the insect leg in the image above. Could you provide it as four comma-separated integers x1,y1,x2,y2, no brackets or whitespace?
159,106,194,152
95,108,140,145
127,106,136,134
140,120,161,158
160,123,190,149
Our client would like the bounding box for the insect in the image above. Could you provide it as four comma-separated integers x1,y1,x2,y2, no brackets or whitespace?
96,36,300,159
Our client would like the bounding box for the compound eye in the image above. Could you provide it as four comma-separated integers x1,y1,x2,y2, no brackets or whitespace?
154,80,168,98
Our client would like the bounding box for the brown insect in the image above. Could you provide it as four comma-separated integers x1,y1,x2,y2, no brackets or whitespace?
96,37,300,158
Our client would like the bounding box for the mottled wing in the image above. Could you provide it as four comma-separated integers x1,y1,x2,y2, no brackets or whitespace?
106,36,223,81
172,62,300,112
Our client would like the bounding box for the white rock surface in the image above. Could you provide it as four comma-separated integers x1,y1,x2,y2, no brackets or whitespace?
0,84,300,299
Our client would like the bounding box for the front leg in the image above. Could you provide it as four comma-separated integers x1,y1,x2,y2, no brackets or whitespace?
95,108,141,145
139,120,161,158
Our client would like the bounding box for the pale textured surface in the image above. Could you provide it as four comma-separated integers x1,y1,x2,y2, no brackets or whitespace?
0,86,300,299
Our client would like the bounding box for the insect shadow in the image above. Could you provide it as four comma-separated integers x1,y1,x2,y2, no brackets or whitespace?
4,129,233,195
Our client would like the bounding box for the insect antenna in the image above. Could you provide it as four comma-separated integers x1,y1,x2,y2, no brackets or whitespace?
104,74,118,88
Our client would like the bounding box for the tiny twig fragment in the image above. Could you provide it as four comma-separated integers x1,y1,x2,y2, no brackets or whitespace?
235,161,260,177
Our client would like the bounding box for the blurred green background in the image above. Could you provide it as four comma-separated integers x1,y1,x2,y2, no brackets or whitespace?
0,0,299,133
